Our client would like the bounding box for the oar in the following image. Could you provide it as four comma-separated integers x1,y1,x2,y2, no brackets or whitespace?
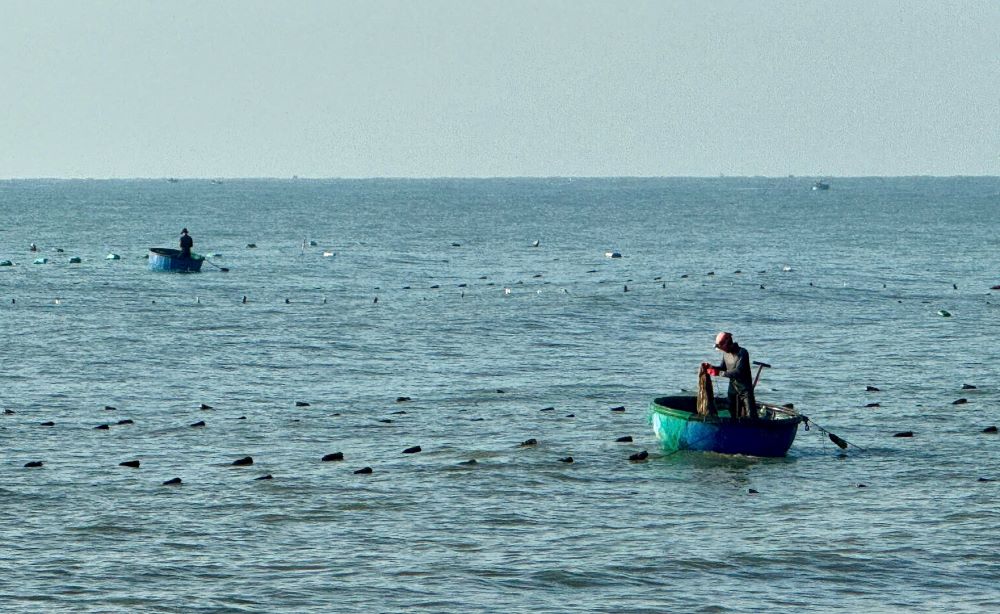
203,258,229,273
752,361,771,389
757,402,862,451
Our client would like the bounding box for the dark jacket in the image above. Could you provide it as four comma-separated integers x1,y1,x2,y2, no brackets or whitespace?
714,344,757,417
180,234,193,256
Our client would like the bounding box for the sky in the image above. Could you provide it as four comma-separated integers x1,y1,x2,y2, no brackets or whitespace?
1,0,997,178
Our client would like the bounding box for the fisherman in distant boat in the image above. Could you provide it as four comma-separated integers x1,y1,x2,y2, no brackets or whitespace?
179,228,194,258
702,332,757,419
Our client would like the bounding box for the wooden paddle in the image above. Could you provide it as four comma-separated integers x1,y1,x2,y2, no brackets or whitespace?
752,361,771,389
203,259,229,273
758,402,857,451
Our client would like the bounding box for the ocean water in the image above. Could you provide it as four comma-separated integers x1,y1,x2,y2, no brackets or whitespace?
0,177,997,613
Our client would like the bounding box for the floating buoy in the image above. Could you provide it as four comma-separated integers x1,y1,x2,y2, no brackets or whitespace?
938,309,952,317
308,240,318,246
323,251,335,257
32,258,47,264
246,243,257,248
66,256,81,264
605,251,622,258
106,253,121,260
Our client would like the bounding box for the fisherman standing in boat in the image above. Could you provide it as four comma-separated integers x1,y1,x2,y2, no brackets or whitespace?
179,228,193,258
703,332,758,420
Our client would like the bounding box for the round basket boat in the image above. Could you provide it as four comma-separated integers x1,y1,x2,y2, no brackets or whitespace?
148,248,203,273
649,395,803,457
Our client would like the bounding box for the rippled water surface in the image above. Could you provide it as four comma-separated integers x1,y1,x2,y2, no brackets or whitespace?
1,177,998,612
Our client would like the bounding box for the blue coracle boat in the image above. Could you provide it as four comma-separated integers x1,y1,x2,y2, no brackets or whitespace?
148,248,204,273
649,396,803,457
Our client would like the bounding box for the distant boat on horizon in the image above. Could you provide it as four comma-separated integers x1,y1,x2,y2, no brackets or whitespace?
812,180,830,191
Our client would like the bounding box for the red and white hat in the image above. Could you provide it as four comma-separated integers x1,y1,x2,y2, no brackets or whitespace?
714,331,733,349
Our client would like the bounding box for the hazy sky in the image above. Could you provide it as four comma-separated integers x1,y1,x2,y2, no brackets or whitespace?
1,0,997,178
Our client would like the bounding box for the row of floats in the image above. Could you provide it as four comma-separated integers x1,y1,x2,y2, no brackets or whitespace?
1,253,123,266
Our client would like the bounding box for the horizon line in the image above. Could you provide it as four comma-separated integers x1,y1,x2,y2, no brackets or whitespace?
2,174,998,181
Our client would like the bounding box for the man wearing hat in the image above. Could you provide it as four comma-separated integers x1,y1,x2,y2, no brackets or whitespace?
703,332,758,420
179,228,193,258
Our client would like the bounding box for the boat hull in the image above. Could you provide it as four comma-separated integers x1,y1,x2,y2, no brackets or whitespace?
148,248,203,273
649,396,802,457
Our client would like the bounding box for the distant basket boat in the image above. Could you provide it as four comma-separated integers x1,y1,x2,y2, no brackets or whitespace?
148,248,203,272
649,396,803,457
812,181,830,191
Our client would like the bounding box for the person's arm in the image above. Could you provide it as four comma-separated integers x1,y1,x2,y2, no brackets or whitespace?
720,349,749,379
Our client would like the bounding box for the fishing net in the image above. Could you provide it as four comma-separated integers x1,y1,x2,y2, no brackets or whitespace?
697,364,717,416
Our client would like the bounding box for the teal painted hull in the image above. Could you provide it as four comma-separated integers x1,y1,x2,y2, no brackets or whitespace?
148,248,203,273
649,396,802,457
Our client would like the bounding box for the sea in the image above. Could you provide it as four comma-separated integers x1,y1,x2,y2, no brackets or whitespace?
0,177,997,613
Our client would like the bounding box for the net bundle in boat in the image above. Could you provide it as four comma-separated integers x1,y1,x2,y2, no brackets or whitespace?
697,365,718,416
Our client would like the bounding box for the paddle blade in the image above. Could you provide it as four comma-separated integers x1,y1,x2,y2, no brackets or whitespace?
828,432,849,449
